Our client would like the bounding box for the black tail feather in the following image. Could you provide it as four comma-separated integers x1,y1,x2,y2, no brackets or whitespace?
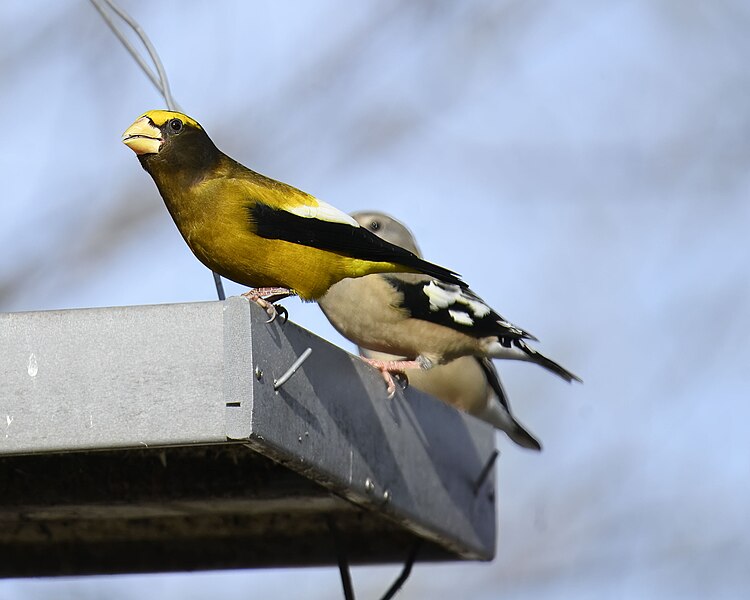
514,340,582,383
477,358,542,451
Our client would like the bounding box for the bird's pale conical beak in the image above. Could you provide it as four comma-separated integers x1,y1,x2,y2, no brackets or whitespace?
122,116,162,155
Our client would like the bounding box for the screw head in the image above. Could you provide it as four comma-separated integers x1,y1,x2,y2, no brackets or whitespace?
364,478,375,493
383,489,391,503
255,367,263,381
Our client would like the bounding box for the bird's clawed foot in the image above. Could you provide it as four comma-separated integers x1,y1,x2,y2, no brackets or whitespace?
361,358,424,399
242,287,294,323
264,302,288,324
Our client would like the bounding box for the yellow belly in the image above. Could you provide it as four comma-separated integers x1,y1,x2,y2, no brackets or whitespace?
186,224,402,300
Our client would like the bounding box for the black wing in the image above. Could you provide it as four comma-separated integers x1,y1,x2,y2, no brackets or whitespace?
383,276,536,341
248,202,467,288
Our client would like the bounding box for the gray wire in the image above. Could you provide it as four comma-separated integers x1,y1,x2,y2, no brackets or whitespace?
88,0,178,111
89,0,227,301
88,0,159,97
101,0,178,110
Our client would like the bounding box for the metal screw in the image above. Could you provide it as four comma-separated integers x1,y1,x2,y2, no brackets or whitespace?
364,478,375,493
298,436,303,443
255,367,263,381
383,489,391,503
273,347,313,390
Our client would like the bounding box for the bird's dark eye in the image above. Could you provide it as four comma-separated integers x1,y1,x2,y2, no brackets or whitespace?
168,118,183,133
369,220,381,231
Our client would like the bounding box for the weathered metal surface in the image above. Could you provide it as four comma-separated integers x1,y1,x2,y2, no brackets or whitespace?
0,302,226,452
0,299,497,576
223,298,497,561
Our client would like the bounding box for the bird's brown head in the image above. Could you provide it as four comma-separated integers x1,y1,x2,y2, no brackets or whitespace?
122,110,220,176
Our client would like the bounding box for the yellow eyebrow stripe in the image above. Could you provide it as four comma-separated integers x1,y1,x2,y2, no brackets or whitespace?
139,109,202,130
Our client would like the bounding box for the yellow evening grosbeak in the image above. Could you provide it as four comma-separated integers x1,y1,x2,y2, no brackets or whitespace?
121,110,466,314
318,212,581,403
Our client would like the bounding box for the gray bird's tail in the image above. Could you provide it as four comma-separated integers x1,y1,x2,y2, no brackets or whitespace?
478,359,542,451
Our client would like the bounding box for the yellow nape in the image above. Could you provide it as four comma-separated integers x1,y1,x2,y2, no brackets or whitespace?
139,109,202,130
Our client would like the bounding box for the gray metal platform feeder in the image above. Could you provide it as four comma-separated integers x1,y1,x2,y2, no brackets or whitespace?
0,298,497,578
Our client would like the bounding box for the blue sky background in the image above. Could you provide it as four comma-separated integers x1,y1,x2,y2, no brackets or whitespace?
1,1,749,598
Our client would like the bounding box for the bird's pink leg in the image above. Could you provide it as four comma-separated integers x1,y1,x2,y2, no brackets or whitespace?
361,358,424,399
242,287,294,322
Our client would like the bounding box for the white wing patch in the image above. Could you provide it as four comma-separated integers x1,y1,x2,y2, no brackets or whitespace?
423,280,459,310
463,297,491,318
448,309,474,326
286,199,360,227
423,281,492,320
497,319,523,335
